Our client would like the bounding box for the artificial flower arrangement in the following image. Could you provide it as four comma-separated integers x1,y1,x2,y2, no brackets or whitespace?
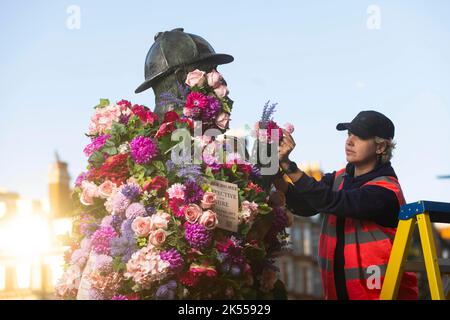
56,69,293,300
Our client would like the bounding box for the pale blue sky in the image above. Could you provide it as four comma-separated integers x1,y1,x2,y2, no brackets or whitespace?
1,0,449,203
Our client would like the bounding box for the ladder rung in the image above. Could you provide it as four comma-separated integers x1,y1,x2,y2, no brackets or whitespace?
399,201,450,223
404,259,450,274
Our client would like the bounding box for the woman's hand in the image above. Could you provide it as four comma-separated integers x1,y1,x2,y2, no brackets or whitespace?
273,175,289,194
279,129,296,164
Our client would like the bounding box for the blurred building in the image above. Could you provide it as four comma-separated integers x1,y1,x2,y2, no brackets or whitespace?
49,152,72,219
278,162,324,299
0,190,19,221
0,153,73,299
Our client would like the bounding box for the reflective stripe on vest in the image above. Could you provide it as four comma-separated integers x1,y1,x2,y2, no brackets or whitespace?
321,218,395,244
319,257,388,281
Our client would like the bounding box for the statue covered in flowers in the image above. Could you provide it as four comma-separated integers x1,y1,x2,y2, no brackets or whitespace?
56,28,292,300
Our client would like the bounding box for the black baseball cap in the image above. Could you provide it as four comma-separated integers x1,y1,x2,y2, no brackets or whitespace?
336,110,395,139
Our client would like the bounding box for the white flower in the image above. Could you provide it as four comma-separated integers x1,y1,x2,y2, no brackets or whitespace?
118,142,130,154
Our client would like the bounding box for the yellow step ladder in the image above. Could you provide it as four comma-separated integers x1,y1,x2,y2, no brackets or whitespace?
380,201,450,300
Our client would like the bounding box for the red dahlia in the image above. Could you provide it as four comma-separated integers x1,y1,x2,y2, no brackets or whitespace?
89,153,130,186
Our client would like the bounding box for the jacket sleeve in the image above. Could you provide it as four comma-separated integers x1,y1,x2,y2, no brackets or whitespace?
291,173,400,227
285,172,335,217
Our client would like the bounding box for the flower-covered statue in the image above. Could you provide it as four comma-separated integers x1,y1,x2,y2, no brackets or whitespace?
56,68,292,300
57,28,292,300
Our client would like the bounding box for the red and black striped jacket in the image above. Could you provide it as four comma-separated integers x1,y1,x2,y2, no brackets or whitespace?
285,161,418,300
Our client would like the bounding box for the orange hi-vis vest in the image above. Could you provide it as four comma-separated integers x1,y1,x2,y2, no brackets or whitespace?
318,168,419,300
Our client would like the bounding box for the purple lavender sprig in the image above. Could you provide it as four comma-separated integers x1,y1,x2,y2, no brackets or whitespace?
158,82,189,109
177,82,190,98
260,101,278,124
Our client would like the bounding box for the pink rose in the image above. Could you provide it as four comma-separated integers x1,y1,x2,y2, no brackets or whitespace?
88,104,123,135
215,112,231,131
149,229,167,246
98,180,117,198
242,201,259,213
284,123,295,134
183,107,194,117
56,265,81,297
239,209,253,224
185,69,206,88
80,188,95,206
206,70,223,89
81,180,98,195
104,188,119,213
214,84,229,98
131,216,153,237
201,192,217,209
151,211,171,230
126,251,142,272
199,210,218,230
80,181,99,206
167,183,186,200
184,204,203,223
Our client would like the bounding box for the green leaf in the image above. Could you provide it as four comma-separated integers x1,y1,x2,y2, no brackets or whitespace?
95,98,110,109
238,223,250,236
218,96,233,114
247,189,256,201
137,237,148,248
145,166,155,176
132,164,146,176
220,168,228,181
164,143,182,156
238,193,245,205
166,236,178,247
103,148,117,156
152,161,166,176
110,122,127,143
175,121,189,130
128,115,140,127
103,139,115,148
112,256,125,272
223,104,231,114
258,204,273,215
158,135,175,154
232,171,242,181
254,191,267,203
244,245,266,262
204,167,215,180
89,150,105,168
221,98,232,114
102,140,118,156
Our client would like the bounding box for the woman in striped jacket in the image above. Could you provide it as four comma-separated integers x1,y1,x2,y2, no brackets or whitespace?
274,110,418,300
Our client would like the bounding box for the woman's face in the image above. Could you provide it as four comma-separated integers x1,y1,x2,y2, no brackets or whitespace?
345,131,378,164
